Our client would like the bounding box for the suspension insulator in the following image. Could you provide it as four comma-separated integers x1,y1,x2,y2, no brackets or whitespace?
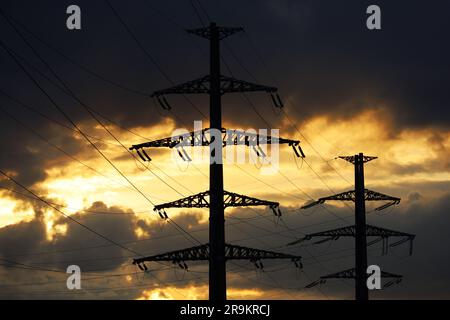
156,95,172,110
176,147,192,162
137,263,148,271
305,279,323,288
298,146,306,158
314,237,334,245
252,145,266,158
142,149,152,161
254,260,263,269
269,93,284,108
292,258,303,269
162,96,172,110
292,145,306,158
254,147,260,157
181,147,192,162
136,149,147,162
270,205,278,216
156,96,165,110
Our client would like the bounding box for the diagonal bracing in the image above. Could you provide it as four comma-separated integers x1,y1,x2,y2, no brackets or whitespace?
288,224,415,255
299,153,414,300
301,189,401,211
153,190,282,218
130,22,304,301
151,75,283,110
130,127,304,162
305,267,402,289
133,243,302,271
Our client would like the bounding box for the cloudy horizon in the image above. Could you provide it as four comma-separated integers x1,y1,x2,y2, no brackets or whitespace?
0,0,449,300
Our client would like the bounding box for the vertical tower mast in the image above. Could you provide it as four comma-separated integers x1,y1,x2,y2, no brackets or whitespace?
129,22,304,302
354,153,368,300
208,22,226,302
296,153,414,300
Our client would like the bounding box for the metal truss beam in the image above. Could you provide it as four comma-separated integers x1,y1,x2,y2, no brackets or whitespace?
338,155,378,164
288,224,415,255
133,243,302,270
153,190,282,217
301,189,401,211
129,127,304,161
151,75,279,97
187,25,243,40
305,267,402,289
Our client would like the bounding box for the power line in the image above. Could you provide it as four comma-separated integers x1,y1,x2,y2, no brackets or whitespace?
104,0,208,120
0,39,160,212
0,169,142,256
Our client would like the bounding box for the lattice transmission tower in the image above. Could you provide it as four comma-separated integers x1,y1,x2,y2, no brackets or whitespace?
129,23,304,301
294,153,415,300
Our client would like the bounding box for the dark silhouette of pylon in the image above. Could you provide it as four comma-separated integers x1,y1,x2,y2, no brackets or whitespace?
296,153,415,300
129,22,304,302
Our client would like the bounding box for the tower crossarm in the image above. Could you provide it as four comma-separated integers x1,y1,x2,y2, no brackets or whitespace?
338,155,378,164
151,75,279,96
129,128,304,161
364,189,401,210
305,267,403,288
322,268,402,280
301,189,401,210
288,224,415,255
154,191,210,211
223,190,280,213
153,190,282,218
133,243,302,271
300,190,357,209
224,244,302,265
150,75,284,109
186,25,243,40
134,244,209,265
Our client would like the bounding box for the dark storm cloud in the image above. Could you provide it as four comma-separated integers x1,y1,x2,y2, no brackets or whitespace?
0,201,208,272
0,0,449,300
0,201,209,299
1,0,449,187
0,190,450,299
1,0,448,131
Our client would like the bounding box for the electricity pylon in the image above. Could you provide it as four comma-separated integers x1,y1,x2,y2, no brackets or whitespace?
305,268,403,289
288,224,415,256
130,23,304,302
295,153,415,300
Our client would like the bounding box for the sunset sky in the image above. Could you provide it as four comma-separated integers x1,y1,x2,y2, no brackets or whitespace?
0,0,449,299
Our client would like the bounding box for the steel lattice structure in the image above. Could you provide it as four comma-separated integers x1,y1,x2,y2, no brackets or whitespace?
151,75,279,96
186,26,243,40
153,190,282,218
338,155,378,164
134,243,302,271
301,189,401,211
130,127,304,162
288,224,415,255
130,22,304,301
300,153,414,300
305,268,403,289
151,74,284,110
